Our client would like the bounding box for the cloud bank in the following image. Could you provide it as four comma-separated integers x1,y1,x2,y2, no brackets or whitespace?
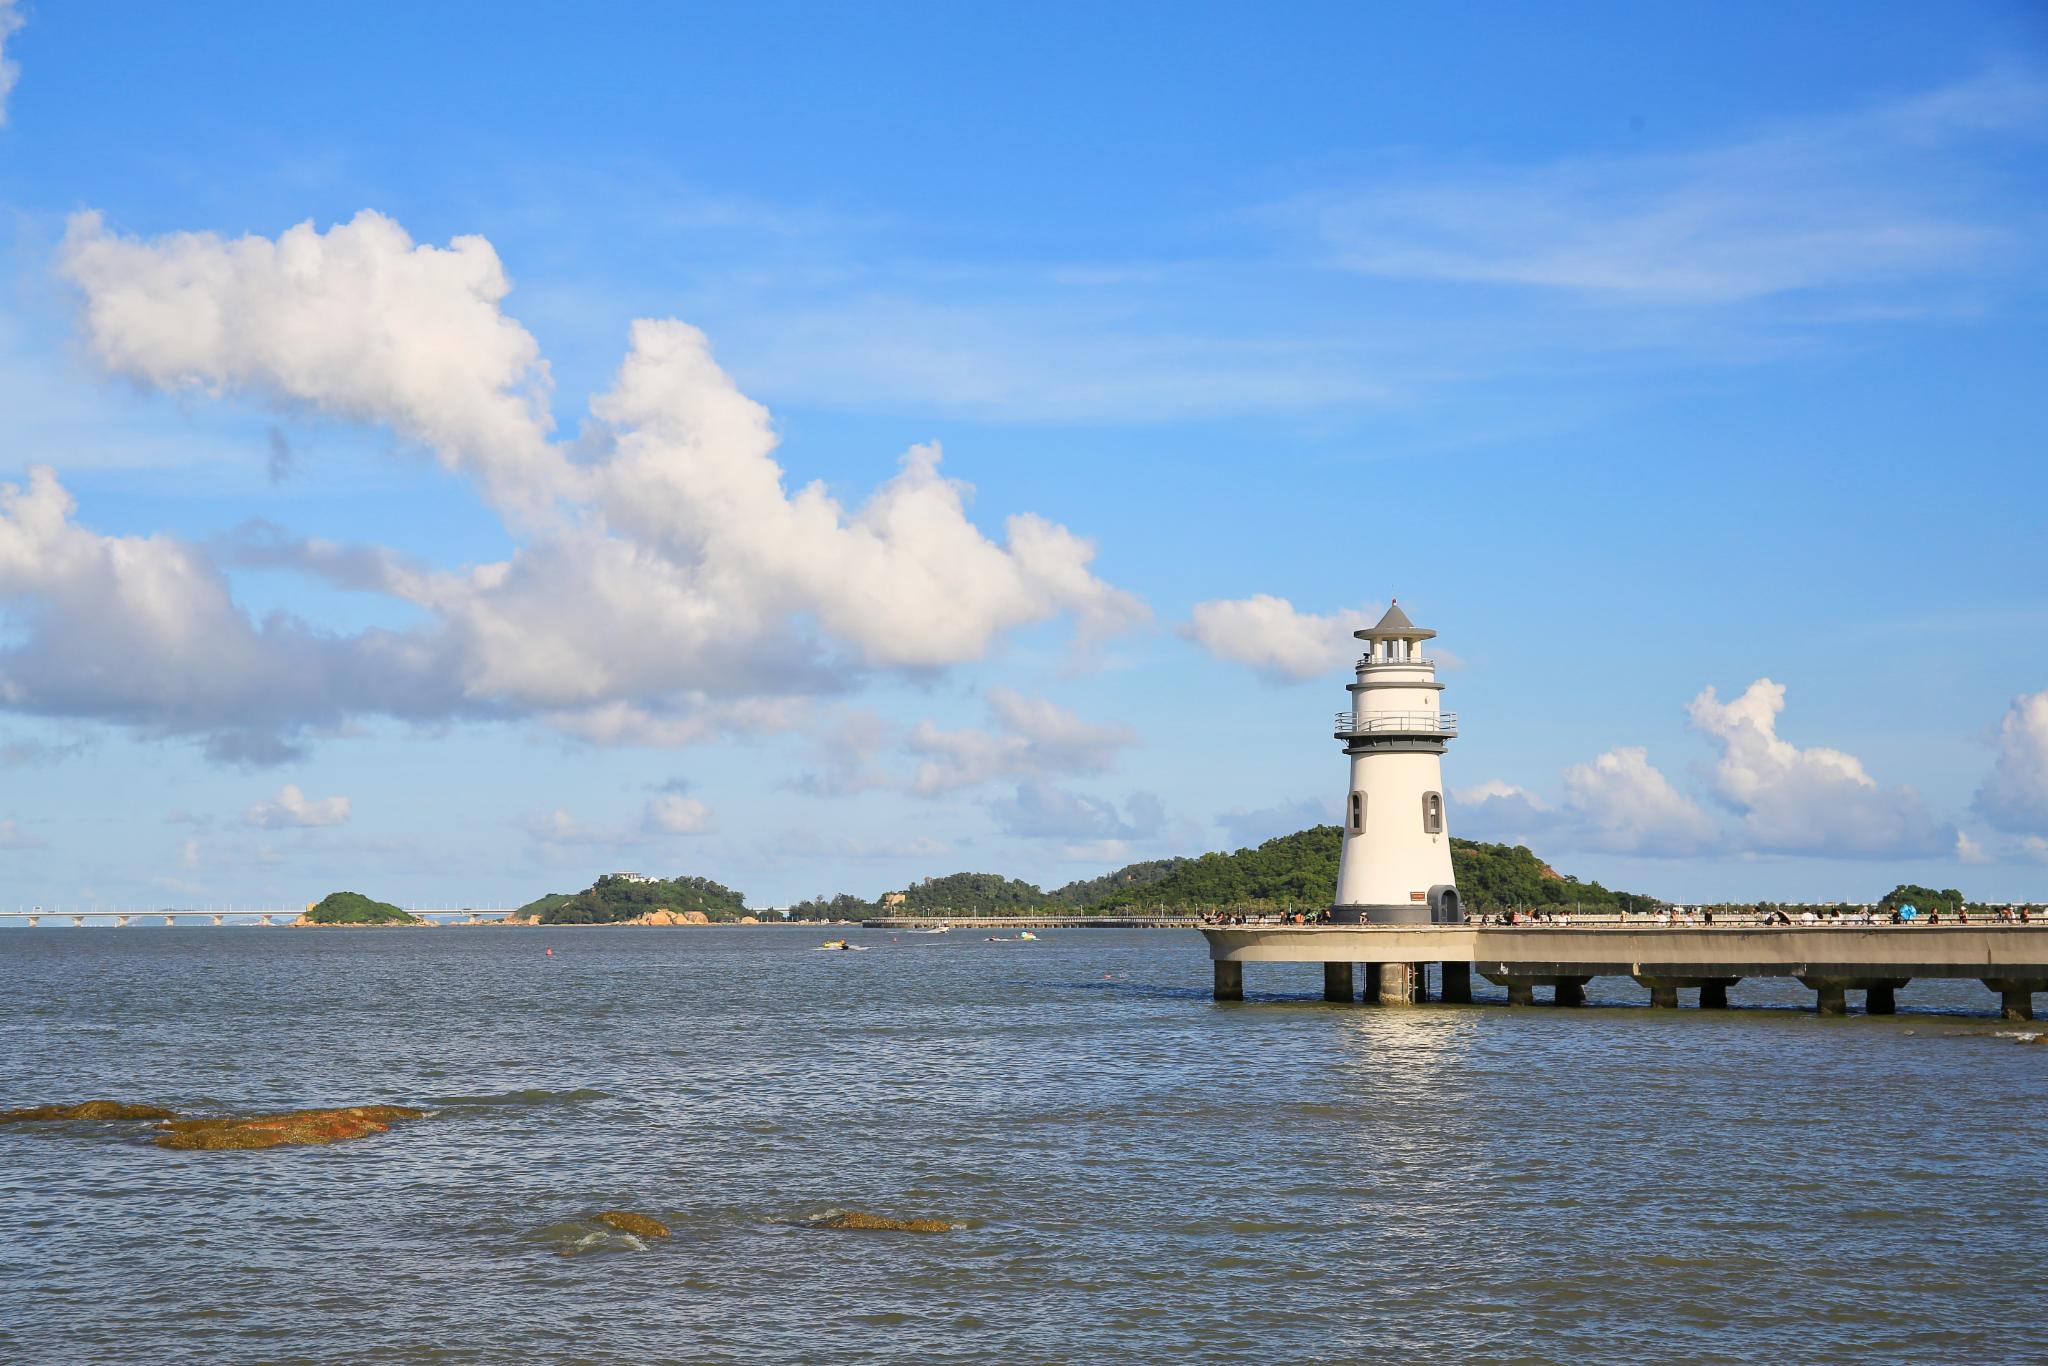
5,210,1149,763
1182,594,1373,682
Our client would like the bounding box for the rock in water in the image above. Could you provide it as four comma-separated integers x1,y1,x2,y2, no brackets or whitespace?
811,1210,954,1233
153,1104,426,1151
0,1101,179,1123
594,1210,670,1239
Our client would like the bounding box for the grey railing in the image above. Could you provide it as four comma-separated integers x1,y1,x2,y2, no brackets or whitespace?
1334,710,1458,736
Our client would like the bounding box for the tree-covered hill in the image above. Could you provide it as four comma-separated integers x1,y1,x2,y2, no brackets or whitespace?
885,872,1048,915
1087,827,1657,912
521,874,748,925
1047,858,1189,906
305,891,418,925
1876,883,1964,916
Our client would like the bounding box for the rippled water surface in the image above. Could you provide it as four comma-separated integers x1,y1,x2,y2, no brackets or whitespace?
3,927,2046,1363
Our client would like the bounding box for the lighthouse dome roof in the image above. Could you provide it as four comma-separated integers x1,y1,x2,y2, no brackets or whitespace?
1354,600,1437,641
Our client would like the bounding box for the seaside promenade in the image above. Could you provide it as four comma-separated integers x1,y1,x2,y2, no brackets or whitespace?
1203,921,2048,1018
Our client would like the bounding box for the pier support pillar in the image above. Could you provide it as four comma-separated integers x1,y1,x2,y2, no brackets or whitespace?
1698,980,1734,1009
70,916,83,928
1360,963,1382,1001
1648,983,1678,1009
1378,962,1422,1006
1213,961,1243,1002
1861,980,1907,1015
1323,961,1355,1003
114,915,129,928
1440,961,1472,1004
1504,981,1535,1007
1552,977,1588,1008
1801,977,1848,1016
1984,979,2041,1021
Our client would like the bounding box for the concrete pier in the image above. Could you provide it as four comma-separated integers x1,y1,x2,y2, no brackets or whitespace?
1360,962,1381,1000
1378,962,1422,1005
1802,977,1849,1016
1984,979,2042,1021
1213,960,1243,1002
1203,923,2048,1020
1639,978,1680,1009
1323,961,1355,1002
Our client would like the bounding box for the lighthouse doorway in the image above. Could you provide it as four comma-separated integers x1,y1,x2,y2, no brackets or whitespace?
1429,885,1464,924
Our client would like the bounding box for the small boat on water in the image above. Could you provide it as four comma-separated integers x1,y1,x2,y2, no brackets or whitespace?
819,939,867,951
906,926,950,935
1018,931,1039,941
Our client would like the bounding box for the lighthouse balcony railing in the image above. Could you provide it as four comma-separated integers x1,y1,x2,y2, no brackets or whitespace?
1357,655,1436,669
1334,711,1458,737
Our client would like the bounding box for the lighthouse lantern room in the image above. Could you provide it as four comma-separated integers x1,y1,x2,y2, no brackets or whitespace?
1331,601,1462,924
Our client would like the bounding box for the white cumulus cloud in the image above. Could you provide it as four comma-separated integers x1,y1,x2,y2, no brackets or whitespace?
909,688,1137,795
1459,749,1716,859
1974,688,2048,836
244,784,351,829
643,793,712,835
1687,678,1951,857
1181,594,1374,682
1558,747,1718,856
16,210,1148,762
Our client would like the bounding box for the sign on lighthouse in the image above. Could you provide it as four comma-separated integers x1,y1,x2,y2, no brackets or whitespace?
1331,601,1462,924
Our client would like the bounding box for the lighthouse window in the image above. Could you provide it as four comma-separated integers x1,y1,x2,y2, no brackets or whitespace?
1421,791,1442,834
1348,791,1365,833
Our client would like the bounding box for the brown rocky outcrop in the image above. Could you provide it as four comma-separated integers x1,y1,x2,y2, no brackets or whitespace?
620,908,713,926
153,1104,426,1151
1,1100,178,1123
595,1210,670,1238
809,1210,954,1233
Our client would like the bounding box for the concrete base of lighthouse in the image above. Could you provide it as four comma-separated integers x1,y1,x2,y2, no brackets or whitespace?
1330,903,1465,926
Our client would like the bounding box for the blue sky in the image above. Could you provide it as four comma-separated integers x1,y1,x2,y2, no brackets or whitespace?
1,1,2045,909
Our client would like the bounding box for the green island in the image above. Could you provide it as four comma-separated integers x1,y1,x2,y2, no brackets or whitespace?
318,837,2002,927
786,829,1658,918
519,873,750,925
302,891,419,925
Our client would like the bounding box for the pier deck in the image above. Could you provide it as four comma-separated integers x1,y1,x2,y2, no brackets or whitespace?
1202,923,2048,1017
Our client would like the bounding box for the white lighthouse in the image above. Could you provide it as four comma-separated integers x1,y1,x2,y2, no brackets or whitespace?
1331,601,1462,924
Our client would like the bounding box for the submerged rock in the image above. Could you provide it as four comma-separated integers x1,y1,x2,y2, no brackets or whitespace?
0,1100,178,1123
809,1210,954,1233
594,1210,670,1239
153,1104,426,1151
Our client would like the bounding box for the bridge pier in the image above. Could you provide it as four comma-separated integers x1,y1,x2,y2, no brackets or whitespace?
114,915,129,929
1799,976,1850,1016
1213,960,1243,1001
1552,977,1588,1007
1698,979,1736,1009
1858,979,1908,1014
24,915,37,928
1377,962,1423,1005
1360,963,1381,1001
1984,979,2044,1021
258,915,274,927
212,915,225,927
70,915,83,928
1323,961,1355,1002
1440,961,1472,1004
1505,980,1535,1006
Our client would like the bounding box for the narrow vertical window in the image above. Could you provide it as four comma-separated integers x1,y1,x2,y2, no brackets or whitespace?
1422,791,1442,834
1348,791,1365,833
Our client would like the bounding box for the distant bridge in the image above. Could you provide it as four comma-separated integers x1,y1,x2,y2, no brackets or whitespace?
0,908,518,928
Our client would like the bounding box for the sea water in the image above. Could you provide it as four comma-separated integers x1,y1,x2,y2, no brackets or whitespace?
2,927,2045,1363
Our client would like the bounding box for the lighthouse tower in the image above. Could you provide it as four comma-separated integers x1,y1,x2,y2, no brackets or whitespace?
1331,601,1462,924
